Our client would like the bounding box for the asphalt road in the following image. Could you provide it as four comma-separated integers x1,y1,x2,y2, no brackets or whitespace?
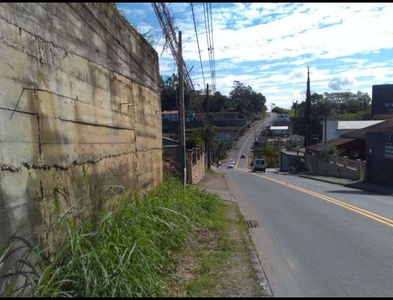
221,115,393,297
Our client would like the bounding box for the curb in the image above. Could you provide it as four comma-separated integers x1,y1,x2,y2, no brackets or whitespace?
243,230,273,297
218,170,273,297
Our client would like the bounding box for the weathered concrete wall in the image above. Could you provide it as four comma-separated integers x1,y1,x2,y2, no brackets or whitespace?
305,153,362,180
0,1,162,268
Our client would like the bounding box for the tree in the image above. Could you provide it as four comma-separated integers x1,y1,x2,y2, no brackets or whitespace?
202,91,233,113
290,90,372,139
272,106,288,114
160,74,178,111
160,74,195,112
229,81,267,117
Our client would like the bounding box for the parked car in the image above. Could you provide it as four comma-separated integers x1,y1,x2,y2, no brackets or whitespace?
252,158,266,173
240,153,246,158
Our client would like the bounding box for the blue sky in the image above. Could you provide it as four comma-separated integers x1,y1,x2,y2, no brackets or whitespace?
117,2,393,111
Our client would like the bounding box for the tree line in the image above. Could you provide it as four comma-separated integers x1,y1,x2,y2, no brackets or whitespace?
160,75,267,119
273,90,372,141
161,72,372,149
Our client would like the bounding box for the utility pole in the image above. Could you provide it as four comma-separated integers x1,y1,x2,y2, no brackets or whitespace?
305,66,311,148
324,115,327,151
206,83,211,169
178,31,186,187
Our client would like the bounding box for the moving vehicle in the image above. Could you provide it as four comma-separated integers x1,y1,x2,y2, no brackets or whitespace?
227,162,235,169
252,158,266,173
240,153,246,158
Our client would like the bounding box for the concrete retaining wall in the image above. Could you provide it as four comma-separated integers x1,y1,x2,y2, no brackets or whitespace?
0,2,162,277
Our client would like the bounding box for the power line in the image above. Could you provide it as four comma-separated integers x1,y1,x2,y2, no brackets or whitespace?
151,3,195,92
203,3,216,92
191,3,206,92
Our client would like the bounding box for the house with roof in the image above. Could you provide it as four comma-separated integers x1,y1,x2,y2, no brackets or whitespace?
304,118,393,184
269,125,291,136
275,113,290,122
340,118,393,184
162,110,196,122
306,120,385,161
323,120,384,142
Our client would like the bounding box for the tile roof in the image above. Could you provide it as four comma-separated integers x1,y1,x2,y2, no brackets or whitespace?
307,137,355,152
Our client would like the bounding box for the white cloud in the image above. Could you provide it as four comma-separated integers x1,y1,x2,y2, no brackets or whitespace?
328,76,354,91
118,3,393,110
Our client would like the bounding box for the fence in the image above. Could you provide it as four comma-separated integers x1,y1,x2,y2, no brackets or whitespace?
305,152,365,181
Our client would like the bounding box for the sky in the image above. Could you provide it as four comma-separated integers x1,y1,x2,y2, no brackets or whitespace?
117,2,393,111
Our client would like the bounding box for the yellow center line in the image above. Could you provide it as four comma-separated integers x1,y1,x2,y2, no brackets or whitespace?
251,173,393,227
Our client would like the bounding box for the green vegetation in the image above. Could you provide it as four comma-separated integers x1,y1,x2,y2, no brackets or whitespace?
0,177,231,297
160,76,267,118
277,90,372,141
251,140,281,168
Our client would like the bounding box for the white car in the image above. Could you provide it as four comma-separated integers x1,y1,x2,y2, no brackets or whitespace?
227,162,235,169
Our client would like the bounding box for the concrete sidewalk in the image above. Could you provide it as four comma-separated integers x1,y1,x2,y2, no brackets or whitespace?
196,167,235,202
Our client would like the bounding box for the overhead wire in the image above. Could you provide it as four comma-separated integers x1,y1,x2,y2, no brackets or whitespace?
203,3,217,93
151,2,217,112
191,3,206,93
151,3,194,92
208,3,217,92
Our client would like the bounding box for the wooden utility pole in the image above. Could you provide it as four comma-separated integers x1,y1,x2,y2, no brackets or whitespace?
305,66,312,147
206,83,211,169
178,31,186,187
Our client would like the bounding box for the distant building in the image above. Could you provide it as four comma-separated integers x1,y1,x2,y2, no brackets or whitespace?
194,111,247,127
275,113,290,122
323,120,384,142
162,110,179,122
162,110,195,122
372,84,393,120
214,133,232,142
270,126,290,136
257,136,268,143
287,135,304,148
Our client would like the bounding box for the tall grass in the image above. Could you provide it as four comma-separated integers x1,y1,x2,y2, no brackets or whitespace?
1,177,223,297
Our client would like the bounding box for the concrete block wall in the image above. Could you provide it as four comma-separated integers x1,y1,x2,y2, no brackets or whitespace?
0,2,162,273
305,153,360,180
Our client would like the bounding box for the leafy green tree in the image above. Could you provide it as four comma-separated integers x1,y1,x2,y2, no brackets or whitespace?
229,81,267,117
160,75,178,111
291,90,372,137
186,127,205,149
201,91,233,113
272,106,289,114
160,74,194,112
262,143,279,168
